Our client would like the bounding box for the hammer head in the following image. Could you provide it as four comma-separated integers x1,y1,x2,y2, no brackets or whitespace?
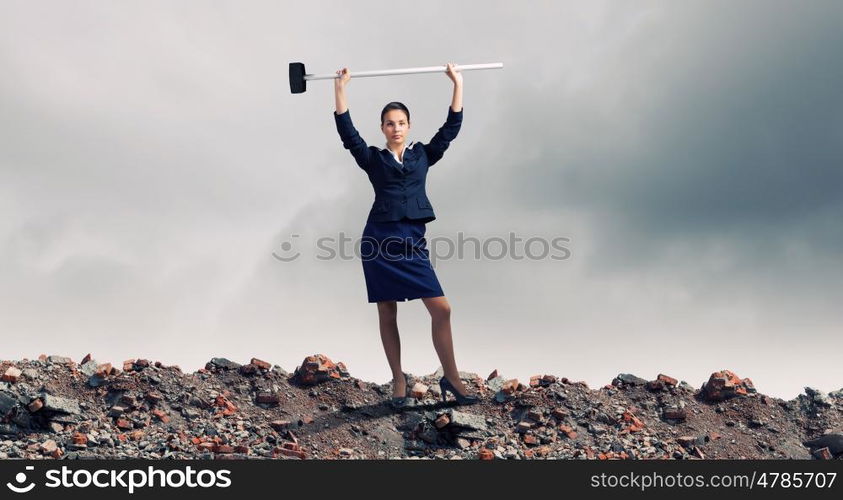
289,62,306,94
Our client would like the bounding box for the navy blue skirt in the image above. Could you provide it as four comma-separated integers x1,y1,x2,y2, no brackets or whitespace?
360,218,444,303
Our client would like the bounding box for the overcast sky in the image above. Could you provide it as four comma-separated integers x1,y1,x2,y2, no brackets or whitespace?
2,0,841,400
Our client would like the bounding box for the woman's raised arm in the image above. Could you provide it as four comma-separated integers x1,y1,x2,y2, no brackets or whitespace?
334,67,350,114
421,63,464,167
332,68,372,171
445,62,463,112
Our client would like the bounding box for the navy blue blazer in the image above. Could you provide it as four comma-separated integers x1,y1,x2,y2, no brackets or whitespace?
334,106,462,224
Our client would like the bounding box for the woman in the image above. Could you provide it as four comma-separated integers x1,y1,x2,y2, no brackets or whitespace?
333,62,479,409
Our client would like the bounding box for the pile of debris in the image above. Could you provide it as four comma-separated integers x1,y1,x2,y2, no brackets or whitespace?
1,354,841,460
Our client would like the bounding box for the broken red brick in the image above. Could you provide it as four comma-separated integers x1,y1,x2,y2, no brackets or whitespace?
434,414,450,429
516,421,533,433
551,407,569,420
2,366,22,383
239,364,258,375
677,436,697,448
151,409,170,423
28,398,43,412
501,379,520,395
410,382,428,399
621,410,646,431
145,392,164,404
269,420,291,432
478,448,494,460
40,439,59,455
115,418,133,430
197,442,215,451
256,392,280,405
214,395,238,415
658,373,678,386
702,370,756,401
662,407,687,421
293,354,347,385
558,424,578,439
276,447,306,459
250,358,271,370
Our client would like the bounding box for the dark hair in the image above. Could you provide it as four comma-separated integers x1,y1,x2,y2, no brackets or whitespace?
380,102,410,126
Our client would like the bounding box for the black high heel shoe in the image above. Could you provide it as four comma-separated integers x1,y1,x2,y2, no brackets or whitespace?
439,375,479,405
389,372,411,409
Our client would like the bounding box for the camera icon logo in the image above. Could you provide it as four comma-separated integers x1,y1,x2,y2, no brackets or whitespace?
272,234,301,262
6,465,36,493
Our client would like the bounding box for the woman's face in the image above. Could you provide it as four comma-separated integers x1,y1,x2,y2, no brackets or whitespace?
381,109,411,148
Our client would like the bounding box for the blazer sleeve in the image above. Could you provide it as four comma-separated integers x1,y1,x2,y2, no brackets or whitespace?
334,109,373,171
422,106,463,167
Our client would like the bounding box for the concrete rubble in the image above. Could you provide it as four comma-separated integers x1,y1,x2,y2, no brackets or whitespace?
0,355,841,460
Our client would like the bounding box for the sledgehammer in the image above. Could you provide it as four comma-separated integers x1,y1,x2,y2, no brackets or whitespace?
289,61,503,94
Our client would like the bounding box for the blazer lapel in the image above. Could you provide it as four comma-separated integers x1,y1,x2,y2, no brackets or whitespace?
381,142,418,174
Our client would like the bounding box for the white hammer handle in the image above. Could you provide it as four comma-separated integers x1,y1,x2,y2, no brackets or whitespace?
305,62,503,81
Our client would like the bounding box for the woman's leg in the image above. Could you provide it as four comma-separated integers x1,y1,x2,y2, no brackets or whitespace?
377,300,405,397
422,295,471,396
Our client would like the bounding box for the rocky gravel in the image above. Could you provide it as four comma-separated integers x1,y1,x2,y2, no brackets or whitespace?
1,354,841,460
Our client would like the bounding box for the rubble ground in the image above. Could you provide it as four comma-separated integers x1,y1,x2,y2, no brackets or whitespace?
1,354,841,460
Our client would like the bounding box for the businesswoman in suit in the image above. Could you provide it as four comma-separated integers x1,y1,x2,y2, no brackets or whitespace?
333,63,479,409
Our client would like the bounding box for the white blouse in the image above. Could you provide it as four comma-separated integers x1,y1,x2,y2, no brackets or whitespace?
382,141,416,165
